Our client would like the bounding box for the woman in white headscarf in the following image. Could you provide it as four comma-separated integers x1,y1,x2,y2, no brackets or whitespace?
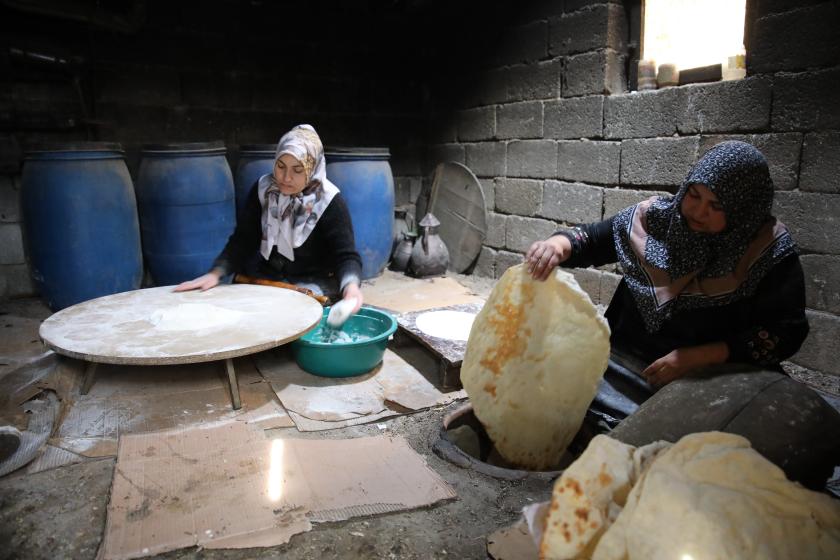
176,124,363,310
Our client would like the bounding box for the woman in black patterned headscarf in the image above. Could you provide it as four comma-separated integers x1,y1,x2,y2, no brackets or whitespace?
526,141,808,420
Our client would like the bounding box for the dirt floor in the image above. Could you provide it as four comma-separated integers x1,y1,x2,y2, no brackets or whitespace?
0,273,559,560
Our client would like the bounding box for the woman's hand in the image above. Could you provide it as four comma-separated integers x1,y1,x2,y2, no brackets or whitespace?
525,235,572,281
173,271,221,292
642,342,730,387
342,282,363,313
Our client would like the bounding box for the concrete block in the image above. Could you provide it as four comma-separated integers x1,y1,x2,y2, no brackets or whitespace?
544,95,604,139
678,77,771,134
505,215,557,253
800,132,840,193
772,67,840,131
457,107,495,142
569,267,602,304
0,223,24,265
427,118,458,144
565,49,626,98
801,255,840,315
466,142,507,178
0,263,36,298
496,250,525,279
749,3,840,74
565,0,623,12
428,144,466,169
557,140,620,185
0,175,19,223
699,133,803,191
507,140,558,179
497,102,543,140
486,212,507,249
479,178,497,211
496,179,543,217
495,21,548,66
773,191,840,254
549,4,627,56
792,310,840,377
390,148,424,178
394,176,423,206
507,59,563,102
603,187,671,218
599,270,622,304
474,246,496,279
604,87,686,138
620,137,699,187
540,181,604,224
97,66,181,106
462,68,509,107
0,135,22,173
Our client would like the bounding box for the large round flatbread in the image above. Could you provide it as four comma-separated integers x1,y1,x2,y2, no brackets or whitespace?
461,264,610,470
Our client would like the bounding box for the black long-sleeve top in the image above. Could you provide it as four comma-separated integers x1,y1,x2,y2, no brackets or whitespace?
556,219,809,369
212,182,363,291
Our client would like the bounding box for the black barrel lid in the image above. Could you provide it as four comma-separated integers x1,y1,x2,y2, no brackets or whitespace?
324,146,390,158
24,141,125,154
141,141,226,153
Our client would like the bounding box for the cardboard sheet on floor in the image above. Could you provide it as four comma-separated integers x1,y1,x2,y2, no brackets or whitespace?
256,348,466,431
0,314,48,378
100,421,456,559
362,271,483,313
52,358,293,457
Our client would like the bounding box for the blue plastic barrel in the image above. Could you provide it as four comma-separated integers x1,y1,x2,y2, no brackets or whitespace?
325,147,394,279
21,142,143,310
136,141,235,286
234,144,275,220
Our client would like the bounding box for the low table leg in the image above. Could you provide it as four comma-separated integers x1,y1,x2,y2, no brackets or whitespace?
225,358,242,410
81,362,98,395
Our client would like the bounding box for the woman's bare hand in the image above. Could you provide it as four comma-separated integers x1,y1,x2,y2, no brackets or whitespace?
525,235,572,281
342,282,364,313
173,271,221,292
642,343,730,387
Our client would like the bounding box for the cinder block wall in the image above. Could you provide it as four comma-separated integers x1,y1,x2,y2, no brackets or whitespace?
426,0,840,378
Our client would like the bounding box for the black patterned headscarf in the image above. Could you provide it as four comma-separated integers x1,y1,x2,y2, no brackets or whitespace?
612,141,797,332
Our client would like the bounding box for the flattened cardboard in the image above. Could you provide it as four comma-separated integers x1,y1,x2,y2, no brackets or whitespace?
257,348,465,431
363,271,483,313
101,421,456,559
487,519,539,560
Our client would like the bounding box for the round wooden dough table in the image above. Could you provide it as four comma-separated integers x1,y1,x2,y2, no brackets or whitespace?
39,284,323,409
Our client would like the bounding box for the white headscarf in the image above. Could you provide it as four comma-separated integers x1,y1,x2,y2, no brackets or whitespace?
257,124,339,261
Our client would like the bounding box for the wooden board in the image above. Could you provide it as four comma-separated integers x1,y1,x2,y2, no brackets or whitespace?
429,162,488,273
39,285,323,365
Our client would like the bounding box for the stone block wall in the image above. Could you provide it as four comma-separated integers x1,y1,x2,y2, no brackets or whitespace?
428,0,840,378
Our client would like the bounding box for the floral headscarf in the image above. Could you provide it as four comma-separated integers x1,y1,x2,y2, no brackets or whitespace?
612,141,797,332
257,124,339,261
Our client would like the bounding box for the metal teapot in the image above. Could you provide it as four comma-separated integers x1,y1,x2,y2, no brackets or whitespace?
390,230,416,272
408,213,449,278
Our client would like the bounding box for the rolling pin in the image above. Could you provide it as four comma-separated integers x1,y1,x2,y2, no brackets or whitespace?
233,274,329,305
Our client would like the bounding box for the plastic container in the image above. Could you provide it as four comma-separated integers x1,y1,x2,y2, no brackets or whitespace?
234,144,275,220
291,306,397,377
325,147,394,279
136,141,235,286
21,142,143,310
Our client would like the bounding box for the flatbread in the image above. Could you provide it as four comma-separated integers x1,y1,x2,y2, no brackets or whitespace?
461,264,610,470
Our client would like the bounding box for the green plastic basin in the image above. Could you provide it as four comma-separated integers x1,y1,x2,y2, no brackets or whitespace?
291,306,397,377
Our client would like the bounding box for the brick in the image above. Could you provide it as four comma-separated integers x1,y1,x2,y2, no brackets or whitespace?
604,87,686,138
801,255,840,315
0,223,24,264
505,215,557,253
97,66,181,106
507,140,558,179
557,140,620,184
428,144,465,170
773,191,840,254
540,181,603,224
800,132,840,194
466,142,507,178
749,3,840,74
564,49,626,97
496,250,525,278
0,263,35,298
600,270,621,304
544,95,604,139
699,133,803,191
496,178,543,217
569,267,602,304
549,4,627,56
603,187,670,218
507,59,563,102
620,137,699,187
497,102,543,140
792,310,840,377
495,21,548,66
457,107,495,142
772,67,840,131
474,246,496,279
678,77,771,134
0,175,19,222
486,212,507,249
478,178,497,211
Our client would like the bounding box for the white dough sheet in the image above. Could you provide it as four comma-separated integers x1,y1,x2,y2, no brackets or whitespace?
414,310,476,341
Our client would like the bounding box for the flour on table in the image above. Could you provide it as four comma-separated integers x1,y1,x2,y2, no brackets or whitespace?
415,310,476,341
149,304,245,331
